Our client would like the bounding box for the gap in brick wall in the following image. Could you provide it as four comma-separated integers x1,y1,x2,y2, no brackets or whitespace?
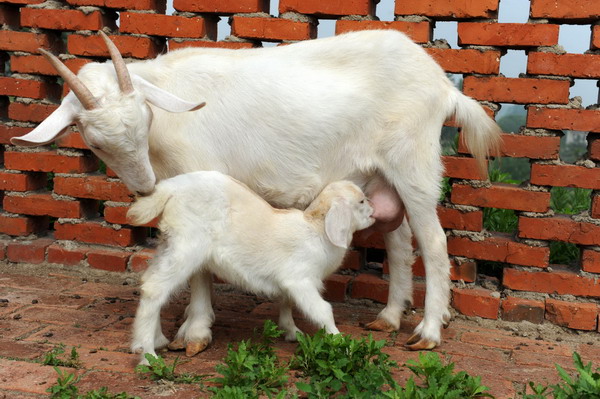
317,20,336,39
549,241,581,267
217,17,232,41
560,130,589,164
488,157,531,183
570,79,599,107
496,103,526,133
441,126,459,155
497,0,530,23
166,0,175,15
269,0,280,16
499,50,527,78
433,21,458,49
559,24,592,53
375,0,395,22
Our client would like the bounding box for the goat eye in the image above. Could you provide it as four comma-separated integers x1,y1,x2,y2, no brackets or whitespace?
360,199,365,204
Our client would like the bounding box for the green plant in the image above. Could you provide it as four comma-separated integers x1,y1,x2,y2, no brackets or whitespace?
549,241,580,265
291,329,398,398
482,167,521,233
43,345,81,368
47,368,140,399
135,353,206,384
210,320,290,398
550,187,591,215
522,352,600,399
385,352,494,399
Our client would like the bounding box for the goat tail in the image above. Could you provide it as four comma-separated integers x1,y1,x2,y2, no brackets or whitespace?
127,185,171,226
451,89,502,177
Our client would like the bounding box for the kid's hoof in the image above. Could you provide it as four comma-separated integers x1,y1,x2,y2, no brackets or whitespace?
365,318,396,333
185,340,210,357
167,338,185,351
404,334,437,351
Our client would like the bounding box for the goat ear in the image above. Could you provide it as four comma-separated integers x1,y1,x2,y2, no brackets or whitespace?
11,92,79,147
324,200,353,249
133,75,206,113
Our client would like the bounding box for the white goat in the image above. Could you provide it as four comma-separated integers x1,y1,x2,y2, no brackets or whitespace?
12,29,501,352
127,171,374,362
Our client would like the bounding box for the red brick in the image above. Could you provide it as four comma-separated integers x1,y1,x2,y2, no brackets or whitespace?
411,257,477,283
458,23,558,47
476,133,560,159
590,137,600,161
452,287,500,319
6,238,53,264
395,0,498,18
1,0,45,4
352,230,385,249
438,206,483,231
21,8,110,31
593,25,600,50
592,195,600,219
530,0,600,20
501,297,545,324
56,131,88,150
527,107,600,133
10,55,55,76
87,248,131,272
519,216,600,246
55,221,144,247
120,12,215,39
231,16,316,42
530,163,600,190
8,102,57,123
0,77,60,100
174,0,268,14
0,214,47,236
0,124,31,145
582,250,600,274
67,34,163,59
0,30,59,52
130,248,155,272
54,176,133,202
545,299,598,331
451,183,551,213
503,268,600,297
447,234,549,267
0,172,45,191
168,40,256,51
443,156,486,180
335,20,431,43
350,273,388,304
3,193,95,219
323,274,352,302
279,0,375,17
47,244,87,266
67,0,166,12
4,151,98,174
426,48,500,75
340,249,361,271
527,52,600,79
463,76,569,105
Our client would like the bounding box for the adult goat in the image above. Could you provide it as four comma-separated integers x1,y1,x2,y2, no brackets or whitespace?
12,30,501,353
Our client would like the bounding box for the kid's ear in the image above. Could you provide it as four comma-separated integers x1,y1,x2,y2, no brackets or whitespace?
324,200,352,249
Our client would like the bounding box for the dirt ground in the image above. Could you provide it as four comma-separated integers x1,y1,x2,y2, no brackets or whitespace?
1,260,599,398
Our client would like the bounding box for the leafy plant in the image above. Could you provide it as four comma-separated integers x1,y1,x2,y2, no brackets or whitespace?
210,320,290,398
482,167,520,233
43,344,81,368
135,353,206,384
291,329,398,398
47,368,140,399
522,352,600,398
385,352,494,399
550,187,591,215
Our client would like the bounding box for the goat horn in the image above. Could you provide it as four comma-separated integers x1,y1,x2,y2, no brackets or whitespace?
99,31,134,94
39,48,98,110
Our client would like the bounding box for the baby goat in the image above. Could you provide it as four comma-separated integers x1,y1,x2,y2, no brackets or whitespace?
127,171,374,362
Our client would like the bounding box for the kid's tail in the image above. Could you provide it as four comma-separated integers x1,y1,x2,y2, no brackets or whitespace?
127,185,171,225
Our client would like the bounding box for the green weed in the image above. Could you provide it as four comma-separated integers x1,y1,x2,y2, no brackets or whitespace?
43,345,81,368
550,187,591,215
46,367,140,399
135,353,206,384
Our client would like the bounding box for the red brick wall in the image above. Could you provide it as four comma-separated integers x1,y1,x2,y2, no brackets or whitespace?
0,0,599,331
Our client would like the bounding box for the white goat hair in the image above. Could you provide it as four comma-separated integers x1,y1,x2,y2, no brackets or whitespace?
127,171,375,362
13,29,502,352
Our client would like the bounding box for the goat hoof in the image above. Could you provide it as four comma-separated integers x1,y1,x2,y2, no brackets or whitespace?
185,339,210,357
404,335,437,351
442,314,451,329
167,338,185,351
365,318,396,333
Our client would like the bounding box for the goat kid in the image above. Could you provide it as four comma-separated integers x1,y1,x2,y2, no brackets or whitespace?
12,30,502,352
127,171,375,363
